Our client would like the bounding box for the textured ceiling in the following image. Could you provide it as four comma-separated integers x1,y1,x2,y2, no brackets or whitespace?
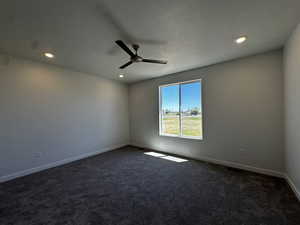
1,0,300,83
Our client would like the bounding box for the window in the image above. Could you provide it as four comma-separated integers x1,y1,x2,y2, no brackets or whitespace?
159,79,203,139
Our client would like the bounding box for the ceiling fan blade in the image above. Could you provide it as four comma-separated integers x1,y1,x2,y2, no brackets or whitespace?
119,61,133,69
142,58,168,64
115,40,135,57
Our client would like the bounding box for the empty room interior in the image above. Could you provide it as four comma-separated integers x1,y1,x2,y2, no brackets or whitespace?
1,0,300,224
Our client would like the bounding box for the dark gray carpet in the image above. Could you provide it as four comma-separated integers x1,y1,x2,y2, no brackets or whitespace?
0,146,299,225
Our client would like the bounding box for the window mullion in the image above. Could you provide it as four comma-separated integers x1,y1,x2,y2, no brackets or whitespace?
159,87,162,135
179,84,182,137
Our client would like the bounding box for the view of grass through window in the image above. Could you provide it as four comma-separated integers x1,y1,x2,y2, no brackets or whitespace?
160,80,203,139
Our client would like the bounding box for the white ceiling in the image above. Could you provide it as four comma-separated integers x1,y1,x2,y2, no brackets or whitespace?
1,0,300,83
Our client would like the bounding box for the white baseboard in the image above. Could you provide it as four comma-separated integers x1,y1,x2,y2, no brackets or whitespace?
0,143,128,183
193,155,284,178
130,143,284,178
285,175,300,202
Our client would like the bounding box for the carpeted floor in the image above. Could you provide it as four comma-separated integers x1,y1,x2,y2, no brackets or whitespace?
0,146,300,225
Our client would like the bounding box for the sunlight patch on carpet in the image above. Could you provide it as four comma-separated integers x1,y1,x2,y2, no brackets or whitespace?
144,152,188,163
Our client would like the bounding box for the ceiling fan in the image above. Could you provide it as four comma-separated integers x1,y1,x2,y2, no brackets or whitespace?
115,40,167,69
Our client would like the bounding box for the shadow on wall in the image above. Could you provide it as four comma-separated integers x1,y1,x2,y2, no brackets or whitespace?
95,1,167,55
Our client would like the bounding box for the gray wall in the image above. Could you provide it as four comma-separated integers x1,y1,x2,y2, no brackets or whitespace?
0,54,129,180
284,24,300,191
129,50,284,173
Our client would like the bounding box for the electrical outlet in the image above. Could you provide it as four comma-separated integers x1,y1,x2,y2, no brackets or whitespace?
34,152,42,158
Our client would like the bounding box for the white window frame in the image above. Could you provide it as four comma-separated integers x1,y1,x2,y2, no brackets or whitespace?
159,79,203,140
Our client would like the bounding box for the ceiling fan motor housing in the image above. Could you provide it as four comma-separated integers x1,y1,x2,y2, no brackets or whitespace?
132,55,143,62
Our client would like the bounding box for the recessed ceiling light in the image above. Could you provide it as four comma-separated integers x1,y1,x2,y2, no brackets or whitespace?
119,74,124,78
235,36,247,44
44,52,55,58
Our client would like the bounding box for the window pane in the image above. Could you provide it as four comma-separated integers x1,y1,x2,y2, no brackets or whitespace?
161,85,180,135
181,81,202,138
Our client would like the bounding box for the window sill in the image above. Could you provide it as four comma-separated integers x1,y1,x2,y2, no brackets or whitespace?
159,133,203,140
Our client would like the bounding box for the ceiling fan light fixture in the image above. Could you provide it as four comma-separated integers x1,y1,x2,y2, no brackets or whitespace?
119,74,124,78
